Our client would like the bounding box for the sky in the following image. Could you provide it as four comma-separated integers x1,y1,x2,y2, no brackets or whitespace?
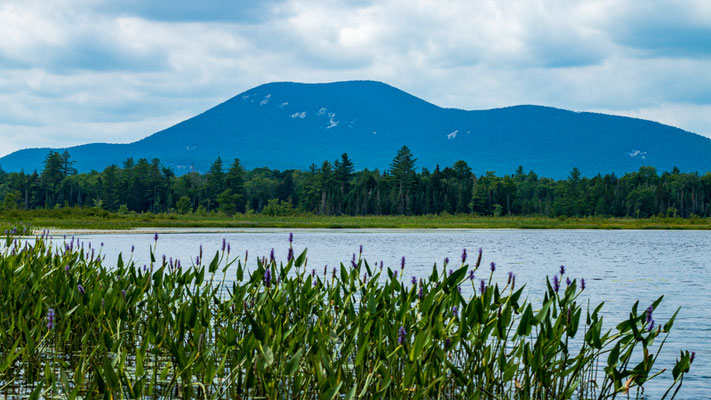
1,0,711,158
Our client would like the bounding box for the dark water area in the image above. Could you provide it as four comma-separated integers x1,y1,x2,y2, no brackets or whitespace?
55,228,711,398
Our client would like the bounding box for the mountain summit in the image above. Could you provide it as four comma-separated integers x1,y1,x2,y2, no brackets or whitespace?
2,80,710,177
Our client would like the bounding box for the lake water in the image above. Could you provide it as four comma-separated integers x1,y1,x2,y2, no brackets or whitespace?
53,228,711,398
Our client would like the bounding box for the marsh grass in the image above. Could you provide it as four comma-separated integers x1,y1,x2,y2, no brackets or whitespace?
1,208,711,231
0,233,695,399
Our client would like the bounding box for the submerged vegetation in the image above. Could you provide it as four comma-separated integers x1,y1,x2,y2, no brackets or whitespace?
0,232,695,398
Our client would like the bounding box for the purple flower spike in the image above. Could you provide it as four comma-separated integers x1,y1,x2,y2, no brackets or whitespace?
289,232,294,243
452,306,458,317
480,279,486,294
449,269,453,276
46,309,55,330
457,285,462,294
311,269,316,277
507,271,513,284
646,305,654,324
444,257,449,265
560,265,565,276
690,352,696,364
264,269,272,288
649,319,655,331
418,284,423,299
222,238,226,252
566,277,572,286
77,284,85,294
490,262,496,272
401,256,406,270
154,232,159,241
411,276,417,285
359,244,363,254
351,259,357,269
469,270,475,281
121,289,126,299
393,270,398,279
131,245,135,253
270,248,275,263
581,278,586,291
398,326,407,345
380,261,384,269
332,267,337,278
287,248,294,261
227,243,231,254
461,248,467,263
553,275,560,293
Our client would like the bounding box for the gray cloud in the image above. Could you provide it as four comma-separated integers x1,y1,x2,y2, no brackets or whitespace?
1,0,710,159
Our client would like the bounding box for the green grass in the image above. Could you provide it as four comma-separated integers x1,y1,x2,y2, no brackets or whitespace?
2,208,711,231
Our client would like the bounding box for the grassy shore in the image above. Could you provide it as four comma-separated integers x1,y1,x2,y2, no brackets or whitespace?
2,208,711,231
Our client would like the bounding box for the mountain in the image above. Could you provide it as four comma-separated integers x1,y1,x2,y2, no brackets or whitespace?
2,80,711,178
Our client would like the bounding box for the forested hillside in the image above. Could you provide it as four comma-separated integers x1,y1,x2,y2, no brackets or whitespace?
1,147,710,218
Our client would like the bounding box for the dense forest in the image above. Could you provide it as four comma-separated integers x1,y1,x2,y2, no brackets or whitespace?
1,146,710,218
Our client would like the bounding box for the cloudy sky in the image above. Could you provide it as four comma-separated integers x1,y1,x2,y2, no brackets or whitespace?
1,0,710,157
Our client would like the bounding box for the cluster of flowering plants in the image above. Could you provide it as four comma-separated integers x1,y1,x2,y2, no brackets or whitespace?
0,232,694,399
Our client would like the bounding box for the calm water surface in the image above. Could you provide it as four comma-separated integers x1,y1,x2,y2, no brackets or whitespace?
57,228,711,398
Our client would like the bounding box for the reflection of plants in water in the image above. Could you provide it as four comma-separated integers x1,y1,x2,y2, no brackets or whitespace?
0,233,695,399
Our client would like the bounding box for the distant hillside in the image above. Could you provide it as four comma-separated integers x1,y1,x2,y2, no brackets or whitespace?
2,80,710,178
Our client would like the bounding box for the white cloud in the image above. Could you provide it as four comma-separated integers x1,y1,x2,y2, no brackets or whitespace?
1,0,711,159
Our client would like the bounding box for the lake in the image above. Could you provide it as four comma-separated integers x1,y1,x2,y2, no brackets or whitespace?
55,228,710,398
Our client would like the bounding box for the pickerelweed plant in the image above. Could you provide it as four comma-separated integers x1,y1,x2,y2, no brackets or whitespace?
0,233,694,399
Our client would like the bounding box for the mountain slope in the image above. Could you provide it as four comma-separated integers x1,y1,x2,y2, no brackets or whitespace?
2,80,710,178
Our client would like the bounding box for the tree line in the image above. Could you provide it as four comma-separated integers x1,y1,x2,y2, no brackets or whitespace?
1,147,710,218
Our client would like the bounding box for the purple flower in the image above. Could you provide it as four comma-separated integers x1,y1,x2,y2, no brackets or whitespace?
411,276,417,285
480,279,486,294
566,277,571,286
507,271,513,284
380,261,384,269
131,245,135,253
418,284,423,299
457,285,462,294
359,244,363,254
461,248,467,263
311,269,316,277
313,279,318,287
323,265,328,276
401,256,406,270
449,269,453,276
444,257,449,265
559,265,565,276
445,338,451,348
289,232,294,243
512,275,516,290
287,248,294,261
469,270,475,281
649,319,655,331
581,278,586,291
154,232,159,241
227,243,231,254
452,306,458,317
332,267,337,278
264,269,272,288
690,352,696,364
222,238,226,252
398,326,407,345
646,305,654,324
121,289,126,299
77,284,85,294
553,275,560,293
490,262,496,272
393,270,398,279
270,248,275,263
46,309,55,330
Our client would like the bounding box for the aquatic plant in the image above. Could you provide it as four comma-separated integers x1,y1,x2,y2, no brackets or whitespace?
0,232,695,399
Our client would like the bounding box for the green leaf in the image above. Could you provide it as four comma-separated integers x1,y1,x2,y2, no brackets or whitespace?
285,348,303,376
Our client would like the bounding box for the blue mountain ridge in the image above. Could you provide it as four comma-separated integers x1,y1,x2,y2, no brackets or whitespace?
2,80,710,178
